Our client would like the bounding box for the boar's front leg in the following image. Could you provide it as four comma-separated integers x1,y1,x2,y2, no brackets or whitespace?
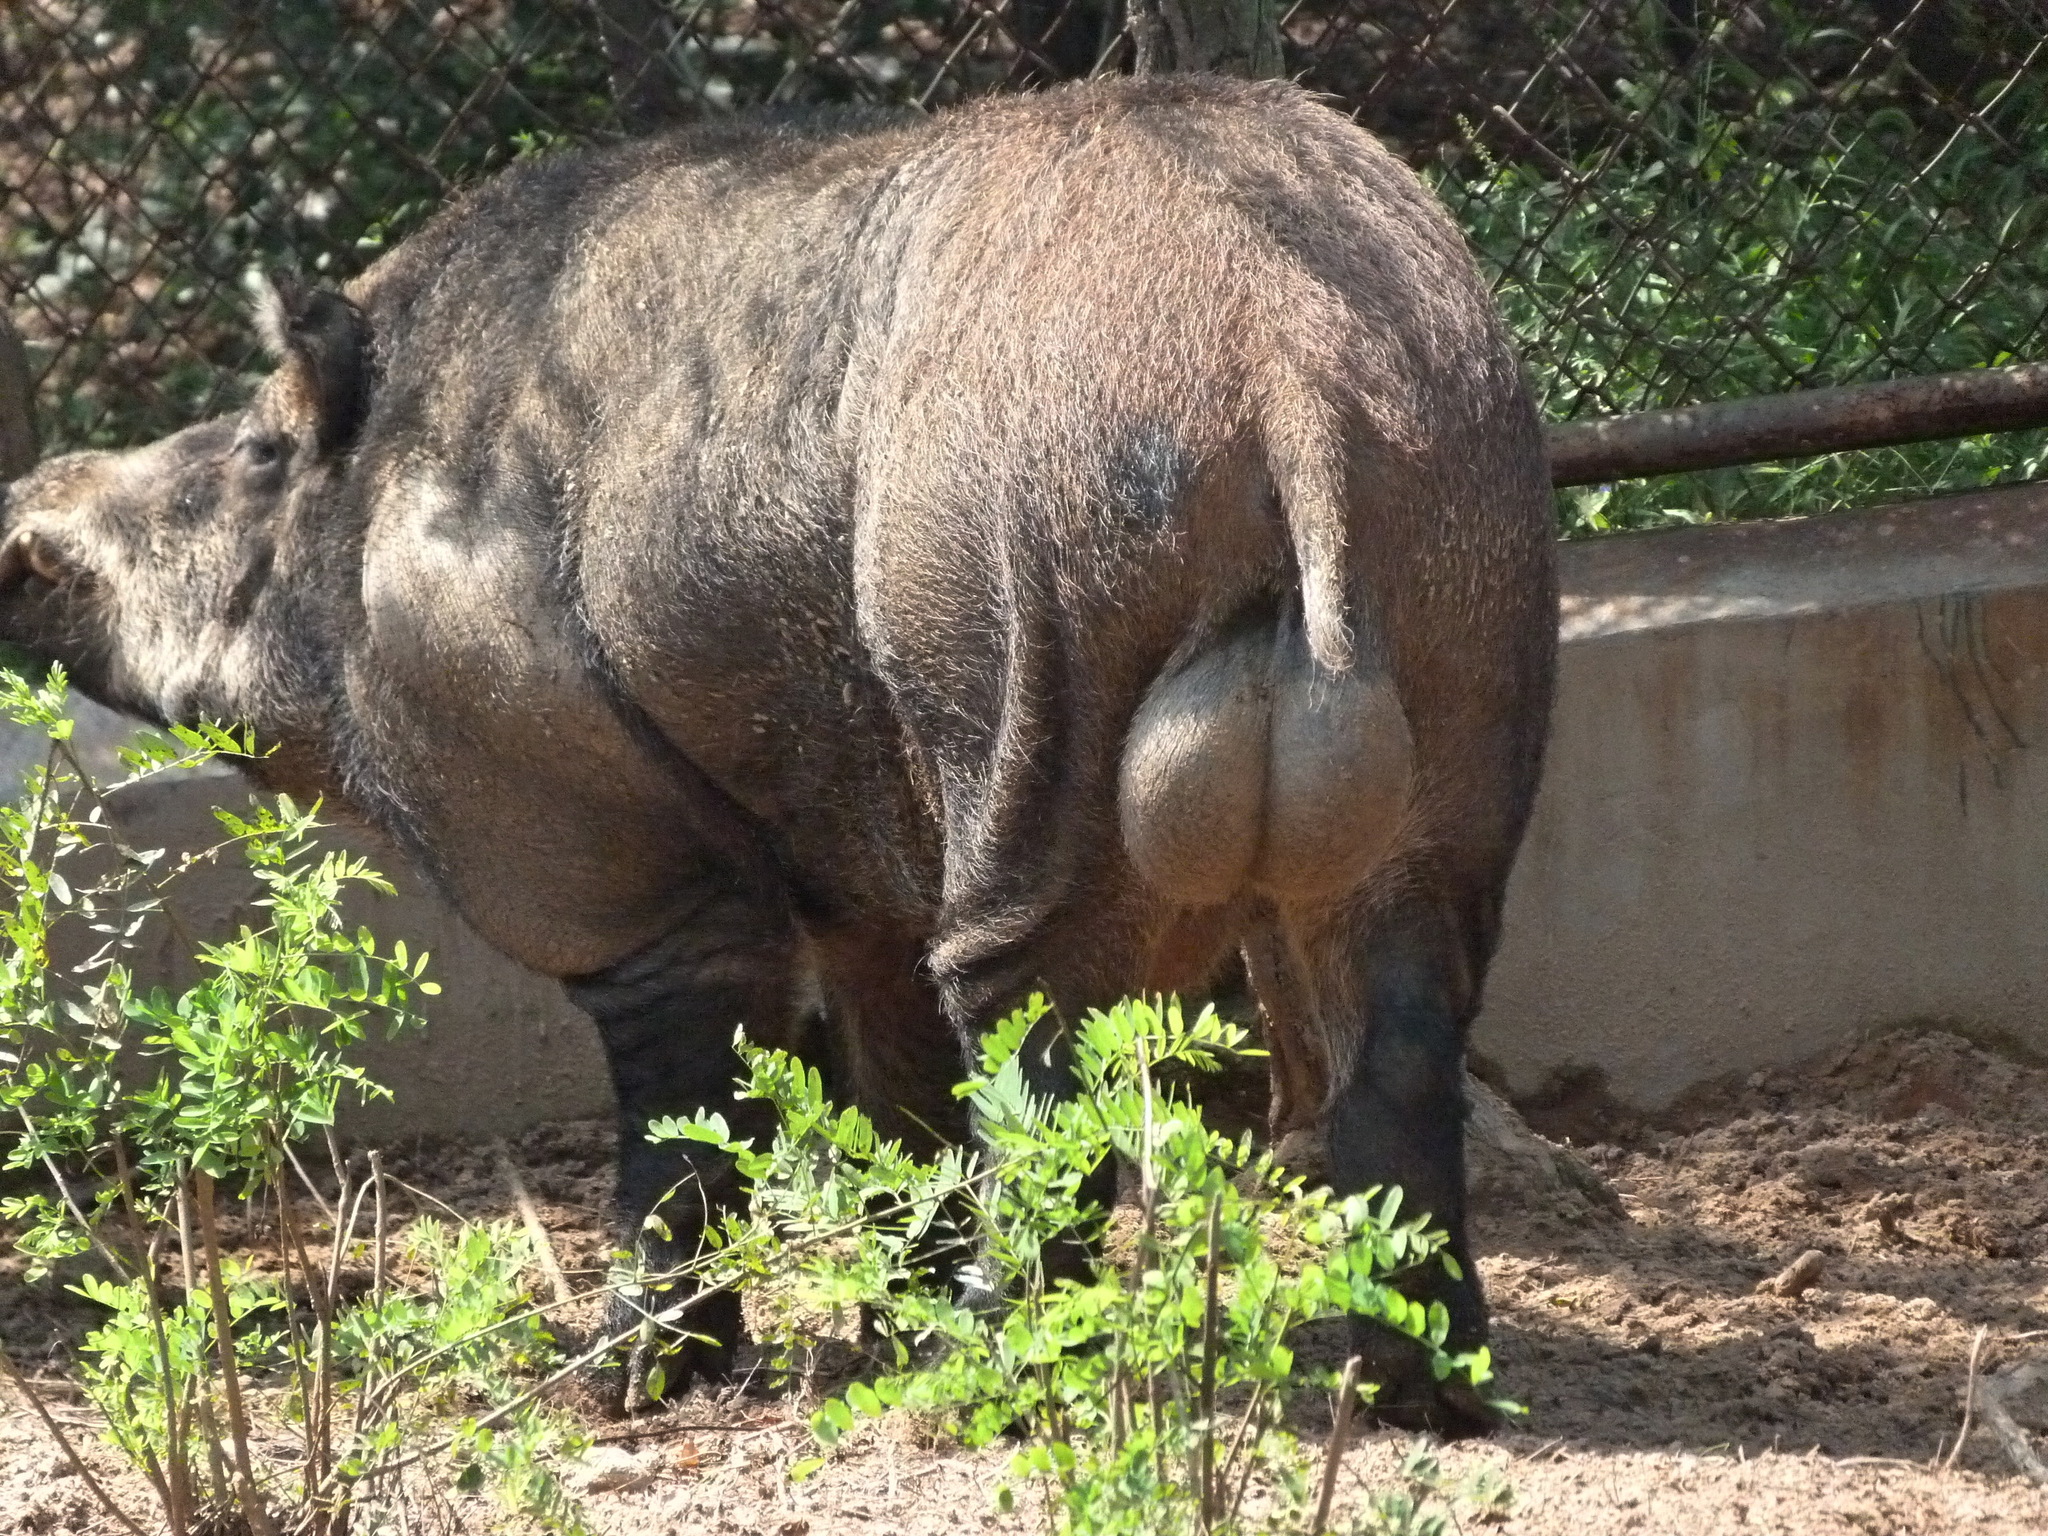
564,877,799,1409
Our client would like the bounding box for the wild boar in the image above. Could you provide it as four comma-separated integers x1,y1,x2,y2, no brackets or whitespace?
0,74,1556,1431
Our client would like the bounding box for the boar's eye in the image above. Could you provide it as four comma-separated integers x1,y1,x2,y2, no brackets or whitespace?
239,436,283,469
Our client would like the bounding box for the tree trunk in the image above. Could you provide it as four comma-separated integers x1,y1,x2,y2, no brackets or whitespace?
1131,0,1285,78
0,313,35,481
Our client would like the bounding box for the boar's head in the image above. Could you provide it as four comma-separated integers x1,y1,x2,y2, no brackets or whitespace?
0,277,368,745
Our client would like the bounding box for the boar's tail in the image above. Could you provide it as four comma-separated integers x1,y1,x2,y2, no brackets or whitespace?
1253,355,1354,675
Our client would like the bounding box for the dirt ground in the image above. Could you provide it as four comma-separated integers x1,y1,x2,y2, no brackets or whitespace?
7,1026,2048,1534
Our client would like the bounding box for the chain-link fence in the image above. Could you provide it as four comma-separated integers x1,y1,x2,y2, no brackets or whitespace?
5,1,2044,526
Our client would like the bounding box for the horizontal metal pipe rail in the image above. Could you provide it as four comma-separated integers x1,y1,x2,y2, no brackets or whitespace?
1545,361,2048,487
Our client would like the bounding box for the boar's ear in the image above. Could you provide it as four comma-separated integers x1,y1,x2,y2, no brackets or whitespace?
256,272,372,456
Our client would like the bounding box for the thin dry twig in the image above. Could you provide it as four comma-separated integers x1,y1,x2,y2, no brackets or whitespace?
383,1171,469,1224
1134,1030,1167,1493
1944,1326,1988,1473
320,1147,356,1305
355,1275,746,1483
1196,1191,1223,1528
1310,1355,1363,1536
281,1138,338,1226
1979,1360,2048,1485
592,1417,792,1444
15,1106,134,1284
175,1181,234,1507
369,1150,388,1307
1220,1374,1276,1530
194,1171,281,1536
493,1139,573,1309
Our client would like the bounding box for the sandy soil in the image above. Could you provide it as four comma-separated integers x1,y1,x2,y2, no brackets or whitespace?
6,1027,2048,1535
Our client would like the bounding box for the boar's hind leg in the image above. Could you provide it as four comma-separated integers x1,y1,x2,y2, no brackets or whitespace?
1251,881,1505,1438
922,867,1166,1302
565,887,800,1409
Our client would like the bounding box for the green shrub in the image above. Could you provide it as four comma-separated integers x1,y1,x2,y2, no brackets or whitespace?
658,995,1512,1534
0,670,588,1536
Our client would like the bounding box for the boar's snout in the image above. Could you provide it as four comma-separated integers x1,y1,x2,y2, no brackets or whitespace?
0,452,103,604
0,525,79,594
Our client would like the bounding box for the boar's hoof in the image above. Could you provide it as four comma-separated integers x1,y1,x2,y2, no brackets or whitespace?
1348,1317,1505,1440
595,1287,742,1415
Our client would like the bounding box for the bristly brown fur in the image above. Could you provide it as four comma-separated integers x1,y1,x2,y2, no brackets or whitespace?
0,75,1556,1430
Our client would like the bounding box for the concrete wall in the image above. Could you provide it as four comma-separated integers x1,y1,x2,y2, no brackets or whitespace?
0,718,610,1141
1476,481,2048,1106
9,481,2048,1135
114,774,615,1140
